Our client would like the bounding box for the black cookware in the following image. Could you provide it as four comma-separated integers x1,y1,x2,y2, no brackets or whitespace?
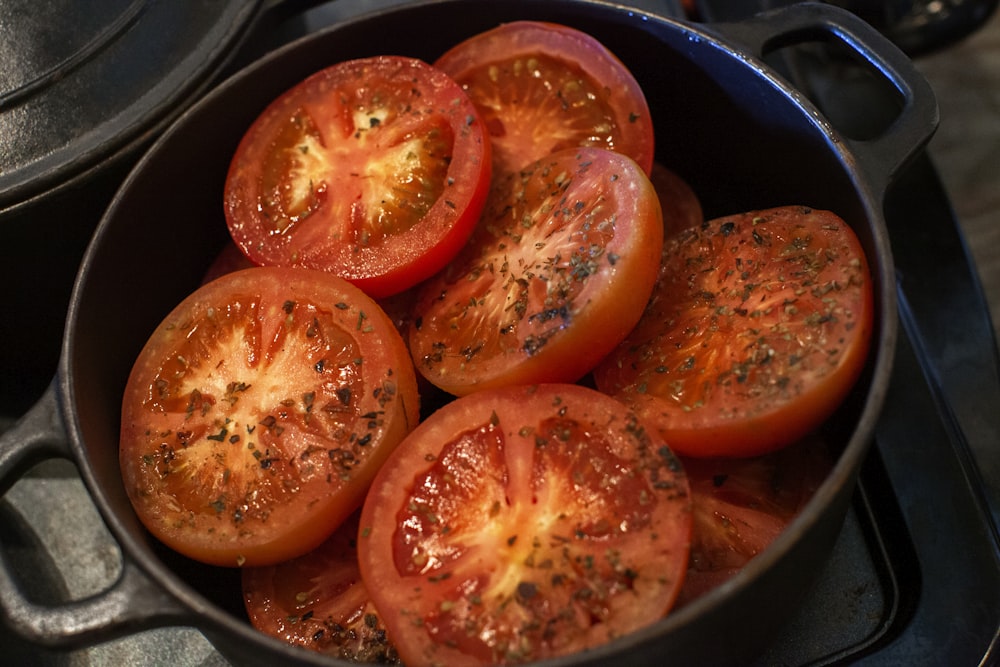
0,0,319,419
0,1,938,664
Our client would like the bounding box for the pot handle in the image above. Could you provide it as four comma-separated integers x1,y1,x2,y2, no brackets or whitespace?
0,383,191,649
707,1,940,196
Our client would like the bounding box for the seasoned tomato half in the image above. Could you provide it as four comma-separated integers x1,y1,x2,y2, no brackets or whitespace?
119,267,420,567
434,21,654,179
408,146,663,396
224,56,491,299
357,383,692,666
594,205,874,458
676,435,832,606
242,511,399,663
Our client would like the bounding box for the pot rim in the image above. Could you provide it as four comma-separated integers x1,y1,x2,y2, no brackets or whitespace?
0,0,267,213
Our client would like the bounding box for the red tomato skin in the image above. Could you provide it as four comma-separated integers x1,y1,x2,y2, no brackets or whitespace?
224,56,491,299
434,21,654,178
409,147,663,397
119,266,420,567
594,205,874,458
357,383,692,666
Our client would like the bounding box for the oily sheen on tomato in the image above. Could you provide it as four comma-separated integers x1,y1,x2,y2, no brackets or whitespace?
594,205,874,458
242,511,399,663
434,21,654,179
224,56,491,299
119,267,419,567
357,383,692,666
408,146,663,396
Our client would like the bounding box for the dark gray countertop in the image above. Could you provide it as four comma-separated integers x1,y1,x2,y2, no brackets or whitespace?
917,7,1000,335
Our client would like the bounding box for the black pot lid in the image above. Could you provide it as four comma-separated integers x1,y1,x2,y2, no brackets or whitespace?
0,0,262,210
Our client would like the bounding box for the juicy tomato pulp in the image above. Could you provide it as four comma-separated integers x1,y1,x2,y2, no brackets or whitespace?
358,384,692,666
676,435,832,605
242,511,399,663
224,56,491,299
434,21,654,179
594,206,874,458
409,147,663,396
119,267,419,567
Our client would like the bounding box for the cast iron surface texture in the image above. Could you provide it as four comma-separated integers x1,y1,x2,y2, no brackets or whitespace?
0,0,266,420
697,0,999,55
0,0,265,208
0,3,944,662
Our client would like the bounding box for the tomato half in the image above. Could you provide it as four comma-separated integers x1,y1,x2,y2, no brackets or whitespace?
119,266,420,567
434,21,654,179
202,240,256,285
242,511,399,663
675,435,832,605
357,383,692,666
649,162,703,238
593,205,874,458
224,56,491,299
408,146,663,396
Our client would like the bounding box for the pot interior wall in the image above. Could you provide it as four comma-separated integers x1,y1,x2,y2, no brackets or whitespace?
62,0,887,663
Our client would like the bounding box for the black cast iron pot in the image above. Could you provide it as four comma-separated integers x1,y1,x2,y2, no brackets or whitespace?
0,1,938,664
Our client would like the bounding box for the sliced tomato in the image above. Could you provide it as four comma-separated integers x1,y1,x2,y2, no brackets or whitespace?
649,162,703,238
357,383,692,666
376,285,455,415
408,146,663,396
434,21,654,179
242,510,399,663
224,56,491,299
119,266,420,567
593,205,874,458
676,435,832,605
202,240,256,285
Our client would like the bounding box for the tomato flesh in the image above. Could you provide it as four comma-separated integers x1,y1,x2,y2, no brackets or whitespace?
358,384,691,666
435,21,654,178
649,162,703,238
594,205,874,458
676,435,832,605
224,56,491,299
119,267,420,567
409,147,663,396
242,511,399,663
